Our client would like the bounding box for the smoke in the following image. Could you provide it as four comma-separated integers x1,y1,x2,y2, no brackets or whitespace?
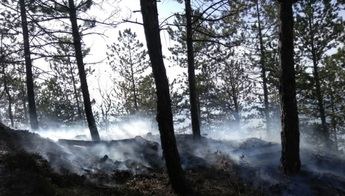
33,117,158,141
21,117,345,193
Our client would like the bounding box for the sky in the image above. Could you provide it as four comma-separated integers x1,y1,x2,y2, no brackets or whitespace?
63,0,345,106
82,0,184,103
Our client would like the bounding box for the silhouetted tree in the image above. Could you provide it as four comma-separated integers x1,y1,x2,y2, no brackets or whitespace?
140,0,189,194
185,0,201,139
19,0,39,130
279,0,301,175
68,0,100,141
107,29,154,115
295,0,343,148
255,0,270,132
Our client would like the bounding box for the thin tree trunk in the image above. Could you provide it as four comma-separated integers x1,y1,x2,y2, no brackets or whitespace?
3,75,14,127
68,0,100,141
128,49,139,112
256,0,270,133
231,84,240,127
0,33,14,127
130,63,139,112
140,0,189,194
67,57,83,120
19,0,38,130
279,0,301,175
185,0,201,139
308,16,331,147
21,83,28,124
1,64,14,127
329,89,338,151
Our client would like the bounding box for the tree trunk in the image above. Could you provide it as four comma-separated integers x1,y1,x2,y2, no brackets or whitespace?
230,83,240,127
21,83,28,124
68,0,100,141
308,17,331,148
130,62,139,112
0,33,14,127
329,89,338,151
279,0,301,175
3,75,14,127
19,0,39,130
256,0,270,133
1,64,14,127
140,0,189,194
185,0,201,139
67,57,83,121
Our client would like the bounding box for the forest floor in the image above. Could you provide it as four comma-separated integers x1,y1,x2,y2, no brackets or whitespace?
0,123,344,196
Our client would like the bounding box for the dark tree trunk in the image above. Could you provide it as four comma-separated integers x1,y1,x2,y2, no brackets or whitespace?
256,0,270,133
279,0,301,175
68,0,100,141
140,0,189,194
19,0,38,130
185,0,201,139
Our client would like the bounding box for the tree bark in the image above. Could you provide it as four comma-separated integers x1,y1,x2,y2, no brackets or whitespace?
185,0,201,139
140,0,189,194
19,0,39,130
68,0,100,141
256,0,270,133
279,0,301,175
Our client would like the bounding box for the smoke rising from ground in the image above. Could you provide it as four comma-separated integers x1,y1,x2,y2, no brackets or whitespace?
33,118,157,141
21,117,345,193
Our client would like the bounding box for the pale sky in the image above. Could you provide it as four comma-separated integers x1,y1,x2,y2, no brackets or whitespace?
83,1,184,103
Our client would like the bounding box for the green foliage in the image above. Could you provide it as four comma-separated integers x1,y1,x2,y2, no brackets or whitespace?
168,0,254,129
294,0,344,143
0,7,28,127
320,48,345,147
107,28,155,115
37,77,77,126
295,0,343,65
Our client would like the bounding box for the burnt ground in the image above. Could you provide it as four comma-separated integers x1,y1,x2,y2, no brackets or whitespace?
0,123,344,196
0,124,259,196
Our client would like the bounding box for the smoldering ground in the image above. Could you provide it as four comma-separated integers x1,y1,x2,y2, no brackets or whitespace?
15,117,345,194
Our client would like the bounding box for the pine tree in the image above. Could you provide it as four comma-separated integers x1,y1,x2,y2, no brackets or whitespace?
19,0,39,130
168,1,246,131
295,0,343,148
47,37,85,123
279,0,301,175
185,0,201,139
321,47,345,150
107,29,154,115
67,0,100,141
140,0,189,193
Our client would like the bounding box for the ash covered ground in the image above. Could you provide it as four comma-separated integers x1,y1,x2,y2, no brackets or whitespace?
0,123,344,195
